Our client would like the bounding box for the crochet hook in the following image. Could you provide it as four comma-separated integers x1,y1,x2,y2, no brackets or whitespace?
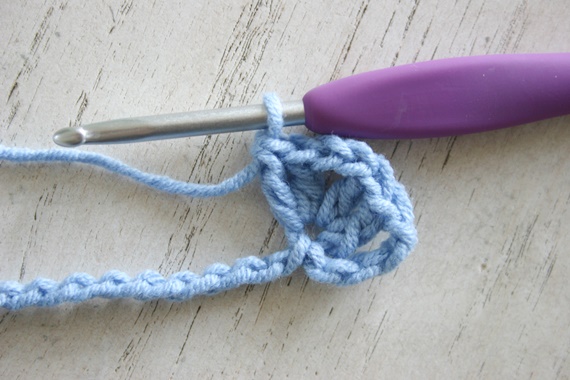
53,53,570,147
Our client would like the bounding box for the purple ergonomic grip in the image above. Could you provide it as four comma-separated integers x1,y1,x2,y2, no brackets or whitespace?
302,53,570,139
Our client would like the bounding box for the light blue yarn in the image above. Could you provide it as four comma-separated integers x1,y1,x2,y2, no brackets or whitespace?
0,93,417,310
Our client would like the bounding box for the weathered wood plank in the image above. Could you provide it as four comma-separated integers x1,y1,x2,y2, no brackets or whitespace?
1,0,569,378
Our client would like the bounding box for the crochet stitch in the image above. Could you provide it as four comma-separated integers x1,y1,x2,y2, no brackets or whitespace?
0,94,417,310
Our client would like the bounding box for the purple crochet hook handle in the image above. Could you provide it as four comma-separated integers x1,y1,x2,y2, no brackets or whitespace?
303,53,570,138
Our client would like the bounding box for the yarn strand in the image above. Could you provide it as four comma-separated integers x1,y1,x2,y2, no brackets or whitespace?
0,93,417,310
0,144,260,198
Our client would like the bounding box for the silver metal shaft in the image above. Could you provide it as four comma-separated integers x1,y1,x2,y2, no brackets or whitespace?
53,101,306,147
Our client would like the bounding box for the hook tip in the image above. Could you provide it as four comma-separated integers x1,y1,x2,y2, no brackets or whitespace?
53,128,85,147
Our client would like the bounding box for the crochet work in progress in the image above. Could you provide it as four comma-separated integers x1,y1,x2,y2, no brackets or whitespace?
0,94,417,310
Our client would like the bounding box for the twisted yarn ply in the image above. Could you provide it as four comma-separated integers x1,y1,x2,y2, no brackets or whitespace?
0,94,417,310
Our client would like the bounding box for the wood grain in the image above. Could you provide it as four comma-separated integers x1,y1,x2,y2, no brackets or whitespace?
1,0,569,378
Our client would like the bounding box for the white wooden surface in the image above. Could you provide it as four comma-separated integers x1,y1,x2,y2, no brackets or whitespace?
1,1,569,378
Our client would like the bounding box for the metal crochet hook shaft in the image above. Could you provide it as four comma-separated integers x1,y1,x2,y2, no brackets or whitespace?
53,101,306,147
